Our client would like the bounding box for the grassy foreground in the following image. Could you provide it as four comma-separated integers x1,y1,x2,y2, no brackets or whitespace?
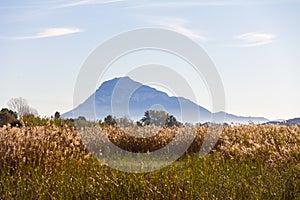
0,124,299,199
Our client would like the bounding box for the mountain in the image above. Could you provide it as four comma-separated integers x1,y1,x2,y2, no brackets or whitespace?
62,76,268,124
265,118,300,126
214,112,269,124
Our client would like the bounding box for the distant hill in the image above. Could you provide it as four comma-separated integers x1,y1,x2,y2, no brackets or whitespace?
62,76,268,124
214,112,269,124
265,118,300,126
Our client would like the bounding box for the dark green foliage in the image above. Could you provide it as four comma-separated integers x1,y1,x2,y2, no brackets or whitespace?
77,116,86,121
141,110,151,125
53,118,75,127
165,115,181,127
0,108,20,127
19,113,74,128
54,111,60,119
140,110,181,127
140,110,168,126
74,116,92,128
1,108,18,119
136,121,143,127
21,114,43,126
103,115,117,126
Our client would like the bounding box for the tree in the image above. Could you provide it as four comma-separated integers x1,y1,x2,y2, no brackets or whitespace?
141,110,151,126
136,121,143,127
0,108,20,127
140,110,168,126
1,108,18,119
165,115,180,127
21,114,42,126
54,111,61,119
74,116,89,128
104,115,117,126
116,117,133,127
140,110,181,127
7,97,38,117
77,116,86,121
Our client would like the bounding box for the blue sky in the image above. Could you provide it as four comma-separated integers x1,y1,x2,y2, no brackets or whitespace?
0,0,299,120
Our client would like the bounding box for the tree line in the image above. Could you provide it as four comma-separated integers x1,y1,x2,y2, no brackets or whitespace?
99,110,182,128
0,97,181,128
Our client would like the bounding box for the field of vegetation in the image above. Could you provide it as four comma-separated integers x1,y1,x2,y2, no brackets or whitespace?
0,118,300,199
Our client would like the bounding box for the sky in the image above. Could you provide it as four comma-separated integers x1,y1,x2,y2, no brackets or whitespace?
0,0,299,121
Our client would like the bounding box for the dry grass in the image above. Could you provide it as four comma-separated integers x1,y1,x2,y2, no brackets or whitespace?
0,124,89,172
0,123,299,199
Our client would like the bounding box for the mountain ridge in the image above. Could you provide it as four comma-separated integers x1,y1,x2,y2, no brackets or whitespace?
63,76,268,124
264,118,300,126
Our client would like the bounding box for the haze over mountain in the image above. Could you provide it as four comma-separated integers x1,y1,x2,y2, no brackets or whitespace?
63,77,268,124
264,118,300,126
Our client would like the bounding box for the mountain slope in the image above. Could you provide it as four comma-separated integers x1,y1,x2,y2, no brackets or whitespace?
265,118,300,126
62,77,268,123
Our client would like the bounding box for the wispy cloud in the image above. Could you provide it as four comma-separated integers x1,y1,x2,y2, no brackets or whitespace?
124,1,240,9
53,0,124,8
1,28,83,40
149,17,208,41
234,32,277,47
124,0,300,9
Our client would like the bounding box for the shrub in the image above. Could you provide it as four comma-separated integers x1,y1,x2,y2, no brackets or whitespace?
0,108,20,127
103,115,117,126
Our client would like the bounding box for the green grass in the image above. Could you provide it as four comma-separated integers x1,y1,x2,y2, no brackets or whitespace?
1,153,299,199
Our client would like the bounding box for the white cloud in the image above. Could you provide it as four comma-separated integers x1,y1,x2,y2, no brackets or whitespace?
125,0,300,9
54,0,124,8
149,17,208,41
125,1,240,9
1,28,83,40
234,32,277,47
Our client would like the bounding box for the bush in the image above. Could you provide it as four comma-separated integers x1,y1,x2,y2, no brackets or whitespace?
140,110,181,127
21,114,45,126
103,115,117,126
0,108,20,127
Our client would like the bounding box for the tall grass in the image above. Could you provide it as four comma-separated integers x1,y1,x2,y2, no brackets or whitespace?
0,123,299,199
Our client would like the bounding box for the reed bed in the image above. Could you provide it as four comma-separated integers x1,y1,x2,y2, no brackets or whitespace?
0,123,299,199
